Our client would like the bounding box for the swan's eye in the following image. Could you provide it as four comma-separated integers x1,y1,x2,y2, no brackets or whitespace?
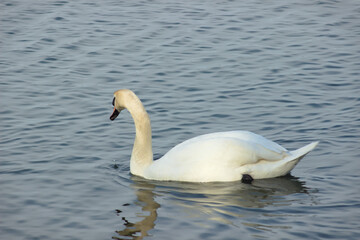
112,97,115,106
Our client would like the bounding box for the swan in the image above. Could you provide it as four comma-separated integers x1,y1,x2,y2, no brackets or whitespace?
110,89,318,183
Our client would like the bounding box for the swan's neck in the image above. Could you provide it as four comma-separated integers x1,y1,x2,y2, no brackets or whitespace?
126,94,153,176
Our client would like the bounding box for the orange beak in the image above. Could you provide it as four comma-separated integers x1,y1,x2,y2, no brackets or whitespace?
110,106,120,121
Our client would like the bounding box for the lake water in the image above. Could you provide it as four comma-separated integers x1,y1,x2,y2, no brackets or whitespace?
1,0,360,239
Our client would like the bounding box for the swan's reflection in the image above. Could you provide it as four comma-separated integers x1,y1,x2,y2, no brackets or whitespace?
113,175,310,240
113,180,160,240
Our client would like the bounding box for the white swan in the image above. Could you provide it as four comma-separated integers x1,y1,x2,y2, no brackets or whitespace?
110,89,318,183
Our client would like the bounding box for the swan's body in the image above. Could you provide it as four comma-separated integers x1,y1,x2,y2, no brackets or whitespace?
110,89,318,182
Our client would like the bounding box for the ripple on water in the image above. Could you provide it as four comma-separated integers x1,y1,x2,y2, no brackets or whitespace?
1,0,360,240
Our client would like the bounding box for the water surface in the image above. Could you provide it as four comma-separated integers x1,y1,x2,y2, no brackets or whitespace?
1,0,360,239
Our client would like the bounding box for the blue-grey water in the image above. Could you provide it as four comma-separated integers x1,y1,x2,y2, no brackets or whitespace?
1,0,360,239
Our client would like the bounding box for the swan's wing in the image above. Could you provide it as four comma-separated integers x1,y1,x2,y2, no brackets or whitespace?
211,131,288,154
162,131,288,166
180,130,288,157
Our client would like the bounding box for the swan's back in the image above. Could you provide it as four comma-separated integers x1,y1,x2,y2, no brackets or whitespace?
175,131,288,154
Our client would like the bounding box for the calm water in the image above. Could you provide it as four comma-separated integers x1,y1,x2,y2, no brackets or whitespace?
1,0,360,239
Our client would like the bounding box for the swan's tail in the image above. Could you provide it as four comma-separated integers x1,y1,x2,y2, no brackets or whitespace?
276,141,319,176
245,141,319,179
287,141,319,163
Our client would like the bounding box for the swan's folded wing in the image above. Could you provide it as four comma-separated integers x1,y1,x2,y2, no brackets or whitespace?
214,131,289,161
252,142,289,161
163,136,287,167
227,131,287,154
214,138,288,164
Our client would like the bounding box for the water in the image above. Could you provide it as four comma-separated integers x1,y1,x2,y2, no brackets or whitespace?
1,0,360,239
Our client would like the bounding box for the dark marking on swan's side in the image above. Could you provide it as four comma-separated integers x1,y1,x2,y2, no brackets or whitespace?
241,174,254,184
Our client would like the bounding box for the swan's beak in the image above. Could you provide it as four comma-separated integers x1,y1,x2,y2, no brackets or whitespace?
110,107,120,121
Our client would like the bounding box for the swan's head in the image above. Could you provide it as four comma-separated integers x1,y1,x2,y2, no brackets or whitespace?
110,89,147,121
110,90,127,121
